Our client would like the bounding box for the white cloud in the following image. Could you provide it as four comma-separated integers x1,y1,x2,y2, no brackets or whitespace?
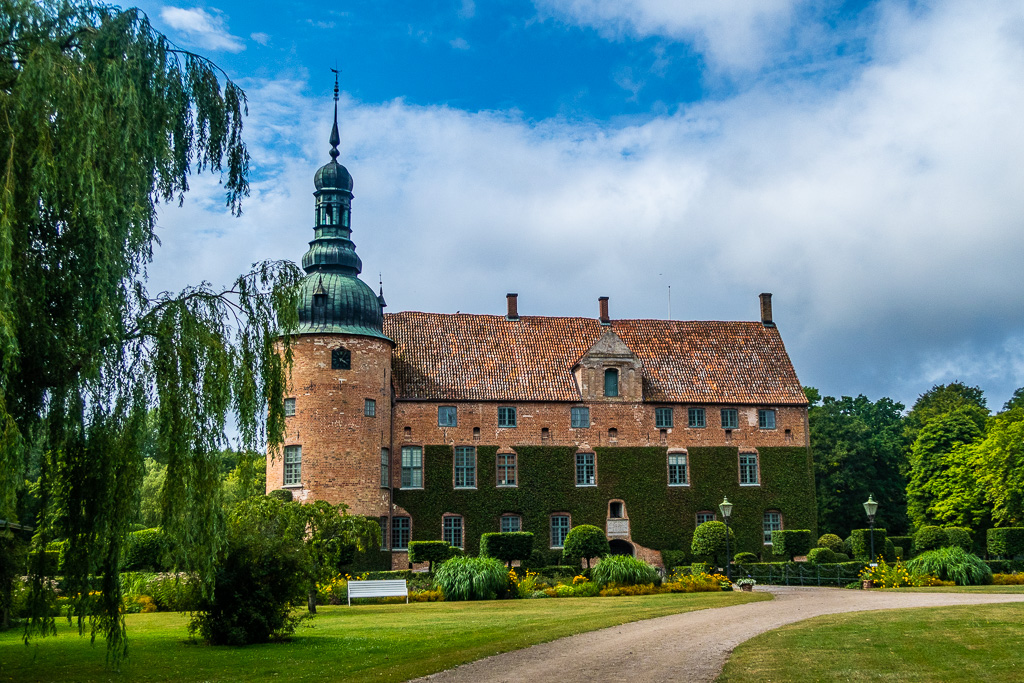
148,0,1024,408
250,32,270,46
160,6,245,53
449,36,470,50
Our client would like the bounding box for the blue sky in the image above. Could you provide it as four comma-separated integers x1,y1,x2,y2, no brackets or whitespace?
136,0,1024,412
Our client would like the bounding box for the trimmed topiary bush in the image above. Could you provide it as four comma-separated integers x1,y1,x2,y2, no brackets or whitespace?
433,556,509,600
907,547,993,586
561,525,610,569
833,552,850,562
691,521,734,567
732,552,759,564
816,534,844,554
771,530,813,561
660,549,688,570
914,526,948,553
943,527,972,552
592,555,660,587
987,528,1024,558
851,528,888,561
268,489,293,502
479,532,534,567
806,547,837,565
883,538,897,562
124,528,169,572
408,541,457,573
889,536,914,558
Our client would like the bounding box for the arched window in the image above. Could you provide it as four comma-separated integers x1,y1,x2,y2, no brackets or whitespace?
604,368,619,397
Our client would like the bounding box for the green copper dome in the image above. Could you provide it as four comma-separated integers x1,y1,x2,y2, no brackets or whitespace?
295,89,389,341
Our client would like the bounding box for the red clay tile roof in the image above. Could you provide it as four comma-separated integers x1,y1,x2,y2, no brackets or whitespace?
384,312,807,405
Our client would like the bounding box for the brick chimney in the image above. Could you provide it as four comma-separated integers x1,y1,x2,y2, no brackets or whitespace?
506,293,519,321
759,293,774,327
599,296,610,325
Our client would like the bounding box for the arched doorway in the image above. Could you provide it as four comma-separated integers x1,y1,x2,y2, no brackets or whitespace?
608,539,634,556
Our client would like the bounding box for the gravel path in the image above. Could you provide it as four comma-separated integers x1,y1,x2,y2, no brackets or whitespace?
410,587,1024,683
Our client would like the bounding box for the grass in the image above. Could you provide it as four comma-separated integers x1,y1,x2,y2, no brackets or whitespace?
720,603,1024,682
0,591,767,682
896,585,1024,594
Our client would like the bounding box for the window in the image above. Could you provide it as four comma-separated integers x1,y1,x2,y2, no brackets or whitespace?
454,446,476,488
284,398,296,417
740,451,760,486
764,511,783,544
696,511,717,525
570,406,590,428
498,406,517,428
501,515,521,533
392,516,410,549
688,408,706,428
668,452,688,486
401,446,423,488
576,453,595,486
331,347,351,370
721,408,738,429
609,501,624,518
608,427,618,443
551,515,570,548
378,517,388,549
438,406,457,427
604,368,619,397
443,516,464,548
283,445,302,486
759,409,776,429
364,398,376,417
655,407,673,428
380,448,389,488
541,427,550,442
497,452,517,486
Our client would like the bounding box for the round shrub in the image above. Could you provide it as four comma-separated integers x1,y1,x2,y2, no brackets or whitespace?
906,546,993,586
914,526,949,553
691,521,735,566
561,525,610,569
833,552,850,562
124,528,169,572
268,489,293,502
591,555,660,587
806,547,837,565
732,552,758,564
433,556,509,601
817,534,844,554
943,527,973,552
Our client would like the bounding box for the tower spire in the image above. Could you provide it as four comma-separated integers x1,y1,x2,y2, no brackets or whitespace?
329,68,341,160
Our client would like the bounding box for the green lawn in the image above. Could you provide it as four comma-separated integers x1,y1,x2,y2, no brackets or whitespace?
896,584,1024,594
720,603,1024,682
0,592,767,682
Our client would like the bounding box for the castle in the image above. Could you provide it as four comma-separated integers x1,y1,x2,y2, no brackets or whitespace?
267,95,817,569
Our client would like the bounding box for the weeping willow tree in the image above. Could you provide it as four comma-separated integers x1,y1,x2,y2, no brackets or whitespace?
0,0,300,663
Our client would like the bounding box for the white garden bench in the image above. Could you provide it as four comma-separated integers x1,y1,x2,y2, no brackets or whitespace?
347,579,409,606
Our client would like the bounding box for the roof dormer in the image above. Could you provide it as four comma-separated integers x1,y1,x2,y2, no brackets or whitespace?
573,330,643,401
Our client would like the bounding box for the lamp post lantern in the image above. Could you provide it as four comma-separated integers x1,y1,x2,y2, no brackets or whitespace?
863,494,879,565
720,497,733,582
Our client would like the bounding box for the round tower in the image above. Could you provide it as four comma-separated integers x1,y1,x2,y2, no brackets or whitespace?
268,80,393,522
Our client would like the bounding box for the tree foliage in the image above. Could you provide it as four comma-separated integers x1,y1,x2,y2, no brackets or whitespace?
561,524,609,569
0,0,300,661
690,521,734,566
298,501,379,613
906,409,983,529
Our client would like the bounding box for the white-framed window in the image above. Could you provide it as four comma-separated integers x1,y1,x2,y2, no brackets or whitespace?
763,511,783,544
380,448,389,488
501,515,521,533
721,408,739,429
498,406,517,427
438,406,457,427
576,452,596,486
364,398,376,417
696,511,717,525
759,409,776,429
740,451,760,486
401,445,423,488
571,406,590,428
668,452,688,486
454,446,476,488
497,452,517,486
550,515,571,548
392,516,410,549
443,515,464,548
688,407,706,428
604,368,619,397
655,407,673,428
283,445,302,486
284,397,296,417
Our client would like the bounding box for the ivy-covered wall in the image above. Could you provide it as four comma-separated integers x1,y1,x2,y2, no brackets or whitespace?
393,445,817,558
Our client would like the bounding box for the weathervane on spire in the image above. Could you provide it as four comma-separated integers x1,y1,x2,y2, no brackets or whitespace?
329,67,341,159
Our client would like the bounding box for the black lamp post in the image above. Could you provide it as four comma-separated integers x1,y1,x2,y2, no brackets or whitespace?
863,494,879,564
720,496,733,582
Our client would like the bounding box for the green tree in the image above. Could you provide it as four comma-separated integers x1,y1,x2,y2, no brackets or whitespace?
298,501,379,614
905,382,989,442
0,1,299,659
561,525,609,569
972,408,1024,526
1003,387,1024,412
906,409,983,529
807,389,909,536
690,521,734,567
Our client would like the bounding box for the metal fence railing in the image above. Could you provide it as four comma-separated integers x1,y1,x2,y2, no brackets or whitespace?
733,563,867,587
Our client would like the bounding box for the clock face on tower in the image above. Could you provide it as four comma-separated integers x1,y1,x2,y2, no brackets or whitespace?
331,347,351,370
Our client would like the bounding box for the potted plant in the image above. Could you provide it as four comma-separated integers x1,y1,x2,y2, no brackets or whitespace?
736,578,756,592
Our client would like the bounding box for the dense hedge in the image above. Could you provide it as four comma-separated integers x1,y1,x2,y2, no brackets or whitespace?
986,559,1024,574
480,532,534,566
771,530,813,560
850,528,888,561
806,547,836,564
124,528,169,572
393,445,817,557
889,536,914,557
987,528,1024,558
914,526,948,553
733,561,867,586
944,527,973,552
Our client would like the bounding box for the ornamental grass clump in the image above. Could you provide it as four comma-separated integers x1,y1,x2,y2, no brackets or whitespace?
591,555,660,587
433,556,509,600
906,546,993,586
